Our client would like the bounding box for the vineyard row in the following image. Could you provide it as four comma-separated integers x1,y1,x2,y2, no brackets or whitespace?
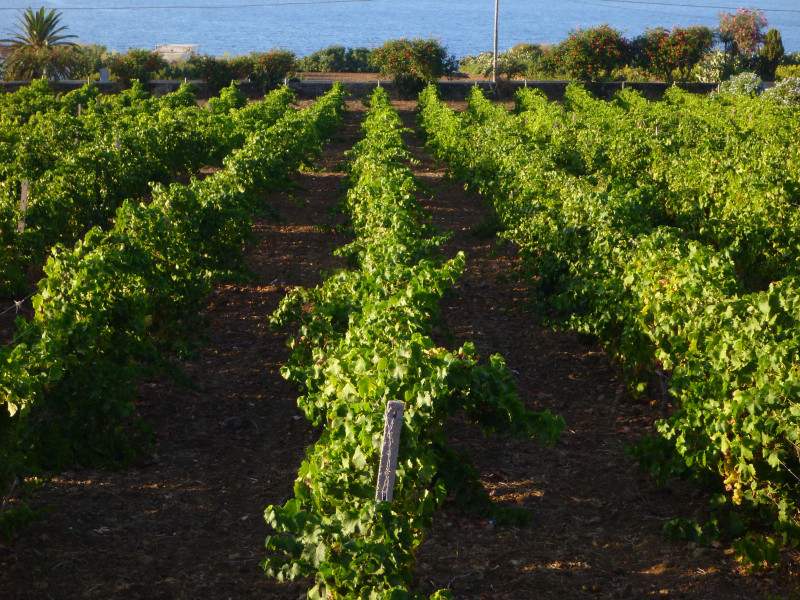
418,83,800,568
0,83,347,535
263,87,563,599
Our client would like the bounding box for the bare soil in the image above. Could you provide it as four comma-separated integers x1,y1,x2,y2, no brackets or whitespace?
1,99,799,600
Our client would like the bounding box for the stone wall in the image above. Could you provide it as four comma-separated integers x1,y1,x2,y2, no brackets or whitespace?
0,78,719,101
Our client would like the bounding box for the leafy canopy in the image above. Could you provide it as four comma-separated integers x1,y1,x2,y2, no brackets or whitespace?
1,7,78,79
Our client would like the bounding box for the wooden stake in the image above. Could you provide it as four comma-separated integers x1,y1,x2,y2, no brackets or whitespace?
375,401,404,503
17,180,28,233
492,0,499,84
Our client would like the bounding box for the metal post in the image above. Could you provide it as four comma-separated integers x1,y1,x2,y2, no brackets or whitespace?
493,0,499,84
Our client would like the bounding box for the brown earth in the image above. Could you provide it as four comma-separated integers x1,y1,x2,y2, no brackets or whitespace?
1,98,799,600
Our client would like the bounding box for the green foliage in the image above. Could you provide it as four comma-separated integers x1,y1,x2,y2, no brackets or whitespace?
0,477,47,542
234,49,297,91
718,7,768,54
296,45,378,73
762,76,800,105
458,52,495,77
717,71,765,96
418,82,800,569
782,51,800,66
0,80,300,292
507,43,563,79
107,48,167,86
187,53,245,93
692,49,762,83
188,51,297,93
264,86,563,598
758,29,784,80
68,44,110,81
0,83,347,530
0,77,57,122
776,64,800,80
1,46,79,81
458,49,528,80
206,81,247,114
554,24,629,81
634,26,714,83
372,38,458,97
0,7,77,80
459,45,565,82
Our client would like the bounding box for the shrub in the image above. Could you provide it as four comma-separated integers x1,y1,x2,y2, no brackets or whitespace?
693,49,762,82
776,64,800,80
0,7,76,80
107,48,167,86
613,65,652,82
781,51,800,66
507,43,558,78
2,45,78,80
235,49,296,91
67,44,109,81
372,37,458,96
459,51,494,76
554,24,629,81
296,45,377,72
206,81,247,113
718,7,767,54
187,53,244,93
762,76,800,105
495,54,527,79
154,58,202,81
717,71,765,96
634,25,714,83
534,47,563,79
458,50,526,79
758,28,784,80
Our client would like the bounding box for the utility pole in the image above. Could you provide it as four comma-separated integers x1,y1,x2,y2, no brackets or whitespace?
493,0,499,83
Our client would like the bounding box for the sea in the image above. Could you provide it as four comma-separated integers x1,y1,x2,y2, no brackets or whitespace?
1,0,799,58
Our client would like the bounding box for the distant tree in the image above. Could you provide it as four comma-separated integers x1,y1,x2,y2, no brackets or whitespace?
718,7,767,55
554,24,629,81
634,25,714,83
1,7,77,79
107,48,167,86
69,44,110,81
759,29,784,80
372,37,459,97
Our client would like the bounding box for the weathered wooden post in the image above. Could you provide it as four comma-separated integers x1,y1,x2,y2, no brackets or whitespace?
17,180,28,233
492,0,499,84
375,401,404,503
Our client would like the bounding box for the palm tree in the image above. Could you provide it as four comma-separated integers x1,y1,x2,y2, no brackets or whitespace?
1,7,77,80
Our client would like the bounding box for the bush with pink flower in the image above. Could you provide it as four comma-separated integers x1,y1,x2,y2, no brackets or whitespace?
718,7,768,54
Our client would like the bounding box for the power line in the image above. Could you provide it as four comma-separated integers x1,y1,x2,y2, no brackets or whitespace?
0,0,374,10
592,0,800,13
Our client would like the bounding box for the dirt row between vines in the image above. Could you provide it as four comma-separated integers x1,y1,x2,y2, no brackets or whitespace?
1,99,798,600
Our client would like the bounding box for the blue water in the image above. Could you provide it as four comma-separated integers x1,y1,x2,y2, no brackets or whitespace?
1,0,799,57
